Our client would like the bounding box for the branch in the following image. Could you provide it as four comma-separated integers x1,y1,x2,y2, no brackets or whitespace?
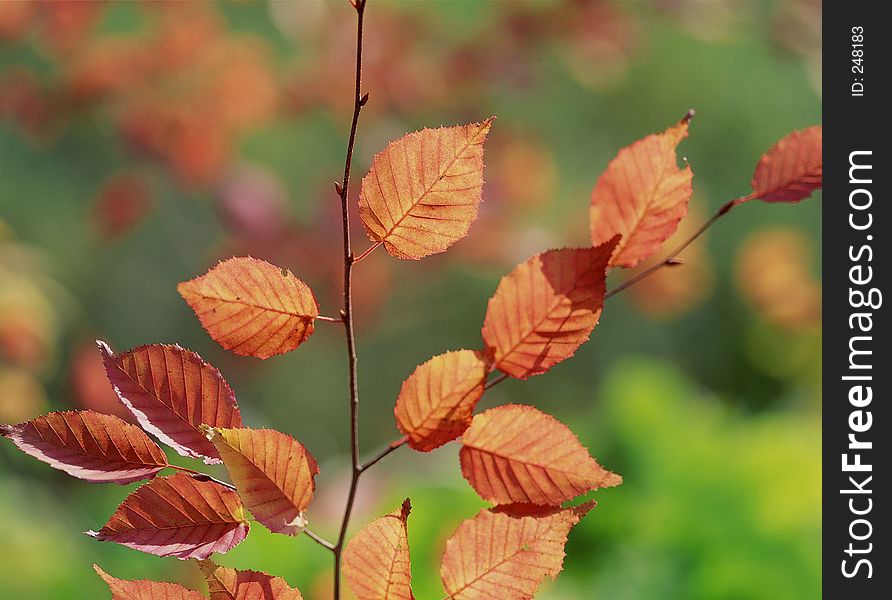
485,371,509,390
359,436,408,472
604,195,748,299
304,527,336,552
353,241,382,264
332,1,368,598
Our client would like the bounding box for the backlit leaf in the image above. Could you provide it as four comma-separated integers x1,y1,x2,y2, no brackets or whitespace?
395,350,489,452
199,560,304,600
87,472,249,560
343,499,414,600
99,341,241,464
590,115,693,267
460,405,621,506
359,118,493,260
178,257,320,359
750,126,822,203
440,502,595,600
94,564,204,600
204,427,318,536
480,240,616,379
1,410,167,484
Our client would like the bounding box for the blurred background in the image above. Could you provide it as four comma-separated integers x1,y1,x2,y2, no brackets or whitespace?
0,1,821,598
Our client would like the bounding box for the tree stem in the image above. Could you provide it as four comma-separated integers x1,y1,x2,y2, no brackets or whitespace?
359,436,408,472
332,1,367,598
604,195,748,299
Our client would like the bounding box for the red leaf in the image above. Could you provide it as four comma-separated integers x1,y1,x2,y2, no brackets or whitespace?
394,350,489,451
750,125,822,203
199,560,304,600
358,119,494,260
205,427,319,535
94,564,204,600
480,240,616,379
590,115,693,267
343,499,414,600
1,410,168,484
440,502,596,600
460,405,621,506
177,257,320,359
99,341,241,464
87,472,249,560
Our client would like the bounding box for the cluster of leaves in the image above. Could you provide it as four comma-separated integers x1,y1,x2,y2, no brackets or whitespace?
2,104,821,597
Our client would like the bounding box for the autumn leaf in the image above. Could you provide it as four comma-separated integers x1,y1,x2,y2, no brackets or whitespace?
750,125,822,203
99,341,241,464
343,499,414,600
590,114,694,268
480,240,617,379
204,427,318,536
177,257,320,359
199,560,304,600
358,118,493,260
87,472,249,560
395,350,489,452
94,564,204,600
460,405,621,506
0,410,168,484
440,502,596,600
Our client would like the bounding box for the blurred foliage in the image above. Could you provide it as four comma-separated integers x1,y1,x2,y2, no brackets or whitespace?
0,1,820,598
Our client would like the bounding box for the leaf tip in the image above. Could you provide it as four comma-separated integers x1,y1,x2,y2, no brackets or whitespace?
572,500,598,518
0,423,14,438
93,564,113,584
400,497,412,522
681,108,696,124
601,471,623,488
175,279,191,298
95,338,114,358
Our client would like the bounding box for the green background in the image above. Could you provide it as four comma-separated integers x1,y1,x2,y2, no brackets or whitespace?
0,1,821,598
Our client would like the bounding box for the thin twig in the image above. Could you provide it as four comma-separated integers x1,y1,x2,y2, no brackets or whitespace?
353,241,382,264
359,436,409,472
316,314,344,323
484,371,509,390
332,1,368,598
167,465,237,491
604,195,749,299
304,527,336,552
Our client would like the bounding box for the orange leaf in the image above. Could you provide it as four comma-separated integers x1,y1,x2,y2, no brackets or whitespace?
460,405,620,506
94,564,204,600
440,502,596,600
199,560,304,600
750,125,822,203
204,427,319,536
359,118,494,260
87,472,249,560
177,257,320,359
99,341,241,464
1,410,168,484
480,240,616,379
343,499,414,600
590,115,693,267
395,350,489,451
